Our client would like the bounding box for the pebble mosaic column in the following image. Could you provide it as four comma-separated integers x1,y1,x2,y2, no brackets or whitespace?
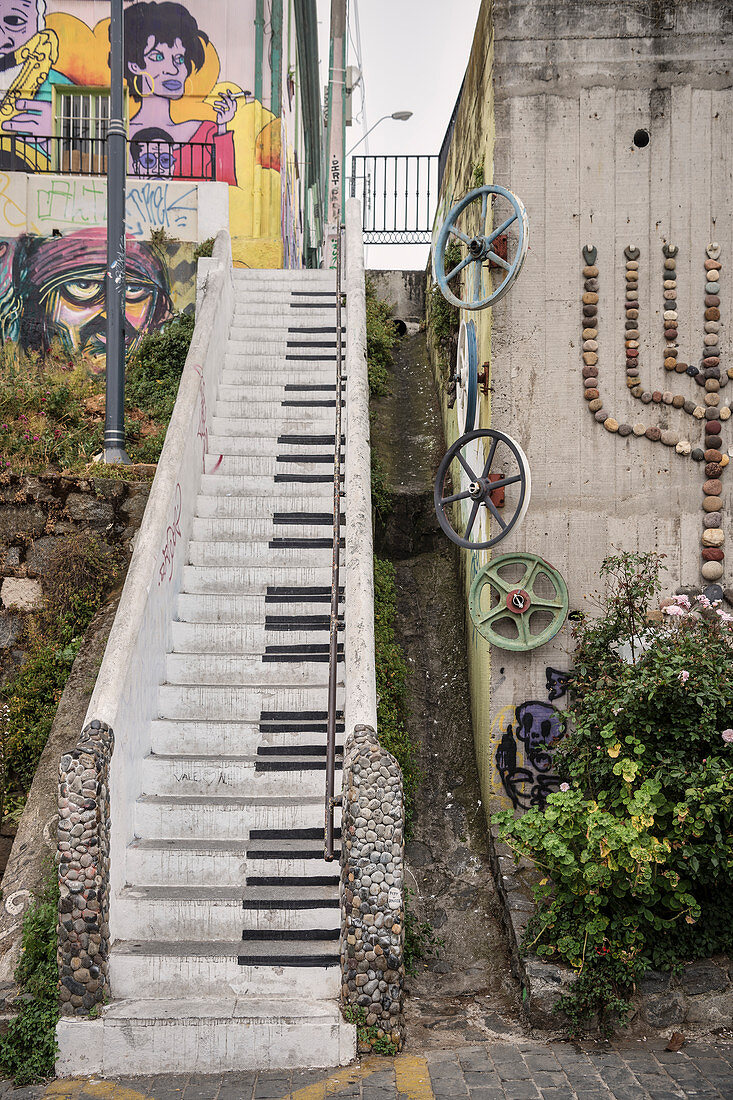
700,245,726,583
58,719,113,1016
340,724,405,1051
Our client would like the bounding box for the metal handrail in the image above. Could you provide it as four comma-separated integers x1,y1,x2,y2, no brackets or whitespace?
325,223,344,862
0,133,217,180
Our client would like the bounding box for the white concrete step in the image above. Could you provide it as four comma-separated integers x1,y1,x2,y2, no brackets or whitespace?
221,368,339,385
176,592,338,623
56,997,354,1075
158,682,340,721
171,621,338,653
134,791,339,833
135,789,340,831
198,474,336,498
210,416,338,438
165,652,336,685
180,565,334,593
150,718,340,755
190,516,342,541
215,384,341,404
215,400,341,421
109,946,341,999
194,493,343,517
126,834,337,882
116,884,339,940
201,454,338,477
187,541,338,568
229,306,337,321
206,435,343,458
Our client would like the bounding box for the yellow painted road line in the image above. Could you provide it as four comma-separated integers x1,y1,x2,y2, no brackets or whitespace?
394,1055,434,1100
287,1057,384,1099
44,1081,153,1100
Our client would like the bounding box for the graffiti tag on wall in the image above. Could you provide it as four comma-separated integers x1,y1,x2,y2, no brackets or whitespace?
492,666,572,810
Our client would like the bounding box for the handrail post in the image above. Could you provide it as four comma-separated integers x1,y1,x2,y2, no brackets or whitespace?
324,222,344,861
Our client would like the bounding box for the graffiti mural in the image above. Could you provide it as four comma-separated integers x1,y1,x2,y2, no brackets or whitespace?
2,227,194,368
492,667,572,810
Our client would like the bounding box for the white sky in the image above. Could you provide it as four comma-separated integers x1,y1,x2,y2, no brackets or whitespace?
316,0,482,269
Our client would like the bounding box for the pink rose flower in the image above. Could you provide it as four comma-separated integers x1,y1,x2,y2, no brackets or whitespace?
722,730,733,744
679,670,689,684
559,782,570,792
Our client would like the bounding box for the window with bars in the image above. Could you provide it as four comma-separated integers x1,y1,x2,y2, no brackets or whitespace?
55,89,112,174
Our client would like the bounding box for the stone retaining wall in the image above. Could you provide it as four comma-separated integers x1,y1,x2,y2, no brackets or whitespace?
488,820,733,1034
57,719,113,1016
340,724,405,1051
0,471,151,668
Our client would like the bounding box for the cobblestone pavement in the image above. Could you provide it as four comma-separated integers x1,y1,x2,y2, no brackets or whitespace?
32,1039,733,1099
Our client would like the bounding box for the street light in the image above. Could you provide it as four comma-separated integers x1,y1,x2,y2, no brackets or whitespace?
346,111,412,156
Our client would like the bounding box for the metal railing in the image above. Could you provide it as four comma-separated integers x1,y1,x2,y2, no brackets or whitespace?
325,223,345,862
349,154,439,244
0,134,217,180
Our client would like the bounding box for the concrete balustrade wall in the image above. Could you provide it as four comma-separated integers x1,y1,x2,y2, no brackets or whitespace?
83,230,234,938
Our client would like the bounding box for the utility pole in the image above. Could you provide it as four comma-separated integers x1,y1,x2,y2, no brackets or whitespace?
323,0,346,269
104,0,130,463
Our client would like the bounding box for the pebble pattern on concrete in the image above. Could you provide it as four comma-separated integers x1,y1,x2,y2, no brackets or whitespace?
33,1040,733,1099
580,243,731,586
341,724,405,1050
57,719,113,1015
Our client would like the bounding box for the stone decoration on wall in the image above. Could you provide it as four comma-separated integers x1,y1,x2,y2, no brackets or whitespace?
580,243,728,588
57,719,113,1016
340,724,405,1051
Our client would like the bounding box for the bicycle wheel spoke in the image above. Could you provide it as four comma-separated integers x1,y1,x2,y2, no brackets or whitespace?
456,450,477,481
481,436,499,478
440,489,472,506
446,253,473,282
488,251,510,271
522,559,543,590
486,496,507,530
484,570,511,594
481,192,488,227
449,225,471,246
486,473,521,491
479,604,507,625
487,211,517,244
465,499,480,539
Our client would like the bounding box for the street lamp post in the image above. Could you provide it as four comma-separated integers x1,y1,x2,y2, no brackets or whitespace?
346,111,412,157
104,0,130,463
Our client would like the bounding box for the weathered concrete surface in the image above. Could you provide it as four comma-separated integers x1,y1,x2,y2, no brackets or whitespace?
0,589,121,986
369,271,427,326
371,330,443,560
368,274,526,1045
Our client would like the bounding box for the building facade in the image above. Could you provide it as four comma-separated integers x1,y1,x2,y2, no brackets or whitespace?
0,0,323,365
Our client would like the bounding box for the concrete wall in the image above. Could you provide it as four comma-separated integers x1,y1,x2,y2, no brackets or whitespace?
432,0,733,814
84,231,233,935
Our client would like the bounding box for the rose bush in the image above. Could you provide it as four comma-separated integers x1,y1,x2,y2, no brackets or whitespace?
495,552,733,1032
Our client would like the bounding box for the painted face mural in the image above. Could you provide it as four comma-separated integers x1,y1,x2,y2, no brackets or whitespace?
13,228,172,369
0,0,40,57
124,2,238,185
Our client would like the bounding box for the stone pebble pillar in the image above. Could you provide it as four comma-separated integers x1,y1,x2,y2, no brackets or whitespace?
340,724,405,1051
57,720,113,1016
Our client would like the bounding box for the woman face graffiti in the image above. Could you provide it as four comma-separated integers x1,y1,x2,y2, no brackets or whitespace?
128,34,187,99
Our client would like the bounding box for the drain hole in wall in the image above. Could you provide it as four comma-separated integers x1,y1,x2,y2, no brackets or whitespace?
633,129,650,148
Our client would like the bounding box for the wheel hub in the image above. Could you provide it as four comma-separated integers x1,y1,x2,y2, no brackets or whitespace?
469,236,485,258
469,477,490,499
506,588,531,614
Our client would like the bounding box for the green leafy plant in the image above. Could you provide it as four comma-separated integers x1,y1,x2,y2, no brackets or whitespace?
193,237,215,261
341,1005,399,1055
496,551,733,1033
2,533,123,804
365,279,398,398
125,311,195,462
374,557,417,831
0,874,59,1084
471,161,485,187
